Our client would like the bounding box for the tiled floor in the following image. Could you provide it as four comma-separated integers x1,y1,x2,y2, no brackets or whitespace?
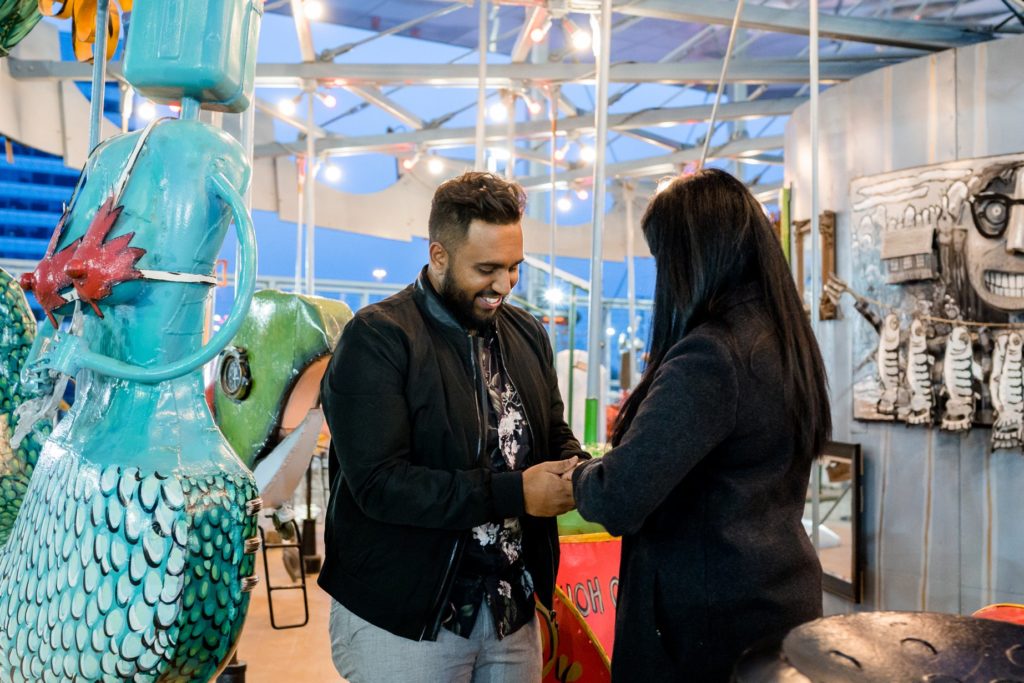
230,544,346,683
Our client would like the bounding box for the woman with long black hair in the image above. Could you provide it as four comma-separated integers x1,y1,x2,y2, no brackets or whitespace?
570,168,831,682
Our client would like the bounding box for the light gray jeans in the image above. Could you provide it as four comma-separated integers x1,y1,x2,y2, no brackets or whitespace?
329,599,541,683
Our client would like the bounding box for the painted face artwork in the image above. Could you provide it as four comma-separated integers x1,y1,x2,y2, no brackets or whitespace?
965,164,1024,312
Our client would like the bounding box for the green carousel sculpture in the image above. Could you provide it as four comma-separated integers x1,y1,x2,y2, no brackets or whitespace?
0,268,51,546
2,0,265,680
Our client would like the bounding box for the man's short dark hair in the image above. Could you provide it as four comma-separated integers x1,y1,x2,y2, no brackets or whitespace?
428,172,526,249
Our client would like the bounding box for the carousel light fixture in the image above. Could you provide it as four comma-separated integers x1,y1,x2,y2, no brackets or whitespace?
557,196,573,212
303,0,324,21
563,18,592,52
323,164,342,182
277,97,297,116
530,18,552,43
543,287,565,305
137,100,156,121
427,156,445,175
488,101,509,123
315,91,337,108
579,144,596,163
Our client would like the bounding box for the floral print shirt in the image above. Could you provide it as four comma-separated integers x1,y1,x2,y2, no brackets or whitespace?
442,329,535,640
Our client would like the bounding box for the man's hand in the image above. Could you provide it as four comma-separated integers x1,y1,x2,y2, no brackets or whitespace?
522,457,578,517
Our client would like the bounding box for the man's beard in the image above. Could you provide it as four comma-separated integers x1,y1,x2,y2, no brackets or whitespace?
438,271,501,331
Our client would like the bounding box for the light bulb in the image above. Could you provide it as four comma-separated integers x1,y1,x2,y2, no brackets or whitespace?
575,188,589,200
557,196,572,212
488,102,508,123
579,145,596,163
571,29,592,52
324,164,342,182
278,98,296,116
303,1,323,21
543,287,565,305
137,101,156,121
321,93,337,108
427,157,444,175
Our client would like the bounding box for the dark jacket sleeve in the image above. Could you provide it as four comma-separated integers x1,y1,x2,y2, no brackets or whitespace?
571,333,738,536
321,315,525,530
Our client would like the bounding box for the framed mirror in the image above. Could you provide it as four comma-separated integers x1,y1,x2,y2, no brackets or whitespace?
806,441,864,602
793,210,838,320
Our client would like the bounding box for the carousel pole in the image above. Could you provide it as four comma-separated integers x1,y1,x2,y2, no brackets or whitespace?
584,0,612,448
304,90,317,298
88,0,111,152
624,182,638,390
809,0,822,552
547,85,560,348
505,90,516,178
474,0,488,169
698,0,745,169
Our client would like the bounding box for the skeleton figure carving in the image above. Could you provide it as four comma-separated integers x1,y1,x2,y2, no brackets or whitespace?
991,332,1024,449
941,325,981,431
905,317,934,425
876,313,903,416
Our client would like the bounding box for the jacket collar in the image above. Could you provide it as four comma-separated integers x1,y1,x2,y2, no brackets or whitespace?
413,266,499,347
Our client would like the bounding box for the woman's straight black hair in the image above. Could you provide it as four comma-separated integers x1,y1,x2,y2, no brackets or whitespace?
612,168,831,460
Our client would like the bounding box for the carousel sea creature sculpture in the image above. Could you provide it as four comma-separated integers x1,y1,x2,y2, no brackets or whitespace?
875,313,903,416
0,268,51,545
904,317,934,425
0,0,41,56
941,325,981,431
0,0,265,681
990,331,1024,449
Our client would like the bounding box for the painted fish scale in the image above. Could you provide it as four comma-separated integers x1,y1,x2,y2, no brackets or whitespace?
0,433,260,683
0,269,50,546
158,472,259,683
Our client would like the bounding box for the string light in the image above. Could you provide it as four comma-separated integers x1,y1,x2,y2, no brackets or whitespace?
303,0,323,21
323,164,342,182
488,101,509,123
530,18,552,43
543,288,565,305
278,98,297,116
137,101,156,121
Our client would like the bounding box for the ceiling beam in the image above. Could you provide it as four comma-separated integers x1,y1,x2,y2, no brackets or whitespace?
345,85,425,129
8,58,897,88
254,98,328,137
515,135,786,189
617,0,991,50
253,97,804,158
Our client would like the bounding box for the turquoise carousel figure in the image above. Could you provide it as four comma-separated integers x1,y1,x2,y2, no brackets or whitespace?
0,267,51,546
4,0,266,681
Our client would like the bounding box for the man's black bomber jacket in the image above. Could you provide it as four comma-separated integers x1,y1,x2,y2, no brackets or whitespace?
318,268,587,641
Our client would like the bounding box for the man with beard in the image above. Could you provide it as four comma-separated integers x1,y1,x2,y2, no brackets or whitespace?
320,171,586,682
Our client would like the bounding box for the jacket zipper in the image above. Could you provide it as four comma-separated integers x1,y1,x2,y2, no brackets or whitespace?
420,334,484,640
